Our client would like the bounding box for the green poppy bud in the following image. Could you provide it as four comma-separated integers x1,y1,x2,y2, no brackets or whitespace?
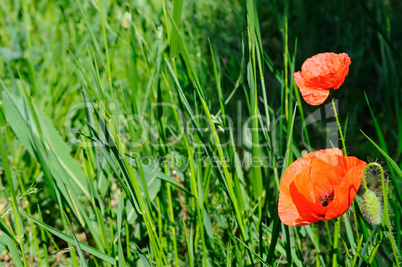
362,190,382,225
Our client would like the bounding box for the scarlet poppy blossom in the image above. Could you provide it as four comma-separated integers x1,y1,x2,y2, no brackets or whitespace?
294,52,351,106
278,148,366,226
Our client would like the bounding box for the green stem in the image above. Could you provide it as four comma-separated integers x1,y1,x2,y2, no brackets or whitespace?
363,162,400,266
22,0,36,94
352,201,360,240
311,224,321,267
362,166,370,192
332,217,341,267
330,93,347,156
0,129,28,267
330,93,348,267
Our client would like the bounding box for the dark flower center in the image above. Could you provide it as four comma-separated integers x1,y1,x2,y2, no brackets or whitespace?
318,190,334,207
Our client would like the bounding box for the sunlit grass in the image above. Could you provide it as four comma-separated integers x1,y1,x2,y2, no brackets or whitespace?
0,0,401,266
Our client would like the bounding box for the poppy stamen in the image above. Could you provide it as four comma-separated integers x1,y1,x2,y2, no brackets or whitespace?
318,190,334,207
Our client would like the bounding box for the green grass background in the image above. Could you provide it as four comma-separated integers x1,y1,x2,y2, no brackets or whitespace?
0,0,401,266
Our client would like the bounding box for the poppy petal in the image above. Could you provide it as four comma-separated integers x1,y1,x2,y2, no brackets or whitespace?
294,71,330,106
294,52,351,106
325,160,366,220
288,182,323,226
278,160,306,226
279,177,323,226
279,148,344,225
293,166,330,217
331,53,351,89
309,156,344,195
302,53,351,89
279,148,343,199
308,148,343,165
278,191,302,226
278,148,366,226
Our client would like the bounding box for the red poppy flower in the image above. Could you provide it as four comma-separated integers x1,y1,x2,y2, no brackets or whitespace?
294,52,351,106
278,148,366,226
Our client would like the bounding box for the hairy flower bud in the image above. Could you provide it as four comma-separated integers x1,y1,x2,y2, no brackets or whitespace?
362,190,382,225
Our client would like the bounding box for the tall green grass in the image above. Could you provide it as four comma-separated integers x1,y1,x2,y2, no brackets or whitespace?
0,0,401,266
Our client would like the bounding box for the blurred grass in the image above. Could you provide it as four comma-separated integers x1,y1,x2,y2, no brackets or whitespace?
0,0,401,266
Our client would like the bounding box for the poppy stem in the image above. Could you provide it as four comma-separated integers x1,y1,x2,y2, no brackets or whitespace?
351,201,360,240
330,93,347,156
363,162,401,266
362,164,370,192
332,217,341,267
